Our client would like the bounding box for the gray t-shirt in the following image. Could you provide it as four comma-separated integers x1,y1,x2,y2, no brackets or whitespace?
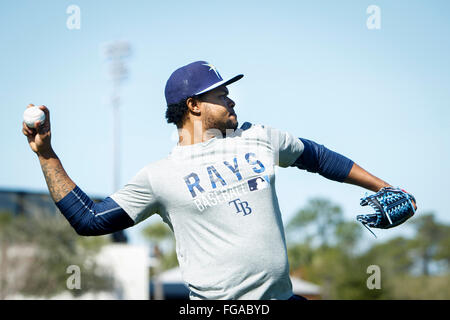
110,123,304,299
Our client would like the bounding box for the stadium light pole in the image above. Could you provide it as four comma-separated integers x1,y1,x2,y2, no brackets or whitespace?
100,40,131,193
100,41,164,300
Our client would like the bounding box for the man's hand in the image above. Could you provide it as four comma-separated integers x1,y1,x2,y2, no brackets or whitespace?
22,104,75,202
22,104,52,156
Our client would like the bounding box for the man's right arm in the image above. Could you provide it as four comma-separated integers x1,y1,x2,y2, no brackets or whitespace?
22,104,134,236
38,149,76,202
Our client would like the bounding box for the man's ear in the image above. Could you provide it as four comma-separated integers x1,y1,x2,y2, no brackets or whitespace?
186,97,201,116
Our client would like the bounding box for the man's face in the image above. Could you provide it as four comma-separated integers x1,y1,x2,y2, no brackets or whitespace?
198,86,237,135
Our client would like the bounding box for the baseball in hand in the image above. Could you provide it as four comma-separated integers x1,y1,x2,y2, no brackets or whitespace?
23,106,46,128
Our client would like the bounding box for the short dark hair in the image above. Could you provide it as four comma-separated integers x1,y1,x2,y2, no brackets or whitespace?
165,98,189,127
165,95,203,127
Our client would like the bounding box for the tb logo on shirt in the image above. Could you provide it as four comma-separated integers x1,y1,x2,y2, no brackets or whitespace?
228,198,252,216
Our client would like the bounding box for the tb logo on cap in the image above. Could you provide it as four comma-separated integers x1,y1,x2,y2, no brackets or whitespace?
202,63,221,79
164,60,243,105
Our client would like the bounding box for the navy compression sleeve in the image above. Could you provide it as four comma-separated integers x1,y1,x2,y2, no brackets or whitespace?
292,138,354,182
55,186,135,236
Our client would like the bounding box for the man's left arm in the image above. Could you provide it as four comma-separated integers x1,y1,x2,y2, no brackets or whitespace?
344,162,390,192
292,138,416,209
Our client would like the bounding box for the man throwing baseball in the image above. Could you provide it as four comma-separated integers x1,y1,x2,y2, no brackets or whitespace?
22,61,416,300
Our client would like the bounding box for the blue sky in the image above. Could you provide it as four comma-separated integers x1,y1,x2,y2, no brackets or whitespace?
1,0,449,247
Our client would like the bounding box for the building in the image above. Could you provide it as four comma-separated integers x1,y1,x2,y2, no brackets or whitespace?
0,188,128,242
0,188,149,300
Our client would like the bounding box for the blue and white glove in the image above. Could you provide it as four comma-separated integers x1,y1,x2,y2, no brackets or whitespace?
357,187,417,237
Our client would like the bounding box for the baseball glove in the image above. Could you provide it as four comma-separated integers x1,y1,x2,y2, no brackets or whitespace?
356,187,417,237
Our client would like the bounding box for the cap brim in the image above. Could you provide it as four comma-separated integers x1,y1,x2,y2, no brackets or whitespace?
194,74,244,95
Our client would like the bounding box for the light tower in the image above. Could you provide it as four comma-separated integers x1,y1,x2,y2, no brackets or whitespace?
100,40,131,193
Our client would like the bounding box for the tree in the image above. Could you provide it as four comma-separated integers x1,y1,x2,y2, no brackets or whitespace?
434,224,450,270
142,220,178,300
286,198,372,299
409,213,447,275
142,221,174,243
287,241,314,278
287,198,344,248
286,199,450,299
363,236,415,275
334,221,362,255
0,211,114,299
142,220,179,271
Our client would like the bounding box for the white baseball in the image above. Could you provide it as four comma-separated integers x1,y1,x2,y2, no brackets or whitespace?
23,106,46,128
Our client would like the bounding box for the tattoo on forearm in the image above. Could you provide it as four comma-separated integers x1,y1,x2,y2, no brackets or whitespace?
40,158,75,202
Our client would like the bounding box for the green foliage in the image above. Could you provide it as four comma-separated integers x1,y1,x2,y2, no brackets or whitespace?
159,249,179,271
287,198,343,247
0,211,114,299
389,275,450,300
408,213,449,275
286,199,450,300
362,237,415,275
288,242,314,273
434,226,450,266
142,220,178,276
142,222,174,243
334,221,362,252
137,197,450,300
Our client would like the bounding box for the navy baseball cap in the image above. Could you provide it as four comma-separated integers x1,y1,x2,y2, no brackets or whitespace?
164,61,243,105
